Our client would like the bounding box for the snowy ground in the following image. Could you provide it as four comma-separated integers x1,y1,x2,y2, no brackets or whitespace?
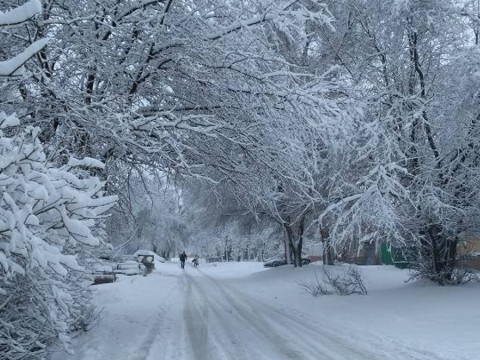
48,262,480,360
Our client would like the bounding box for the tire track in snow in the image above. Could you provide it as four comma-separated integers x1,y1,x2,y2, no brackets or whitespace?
190,271,324,359
185,273,258,360
211,277,377,360
197,271,353,359
129,278,181,360
182,273,212,360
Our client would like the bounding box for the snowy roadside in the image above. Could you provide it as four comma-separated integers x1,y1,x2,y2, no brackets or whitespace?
49,268,184,360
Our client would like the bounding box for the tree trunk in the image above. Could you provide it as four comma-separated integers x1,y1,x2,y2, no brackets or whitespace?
320,227,334,265
294,215,306,267
283,222,301,267
419,223,458,285
322,239,334,265
284,224,292,265
284,215,306,267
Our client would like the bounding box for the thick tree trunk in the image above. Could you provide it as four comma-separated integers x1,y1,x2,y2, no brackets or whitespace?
284,215,305,267
419,223,458,285
283,220,304,267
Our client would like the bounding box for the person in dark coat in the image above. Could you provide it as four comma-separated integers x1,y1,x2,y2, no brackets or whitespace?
180,251,187,269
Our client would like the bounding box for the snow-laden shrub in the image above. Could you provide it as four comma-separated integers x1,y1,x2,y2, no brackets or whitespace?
408,265,480,286
0,113,117,358
300,265,367,296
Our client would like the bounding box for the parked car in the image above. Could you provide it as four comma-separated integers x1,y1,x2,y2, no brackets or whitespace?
263,256,310,267
114,260,145,276
133,250,166,264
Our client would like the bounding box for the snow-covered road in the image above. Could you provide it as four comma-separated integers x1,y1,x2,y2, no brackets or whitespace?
176,269,452,360
179,269,378,360
49,262,470,360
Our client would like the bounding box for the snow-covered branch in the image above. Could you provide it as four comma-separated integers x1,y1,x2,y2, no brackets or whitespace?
0,38,48,76
0,0,42,26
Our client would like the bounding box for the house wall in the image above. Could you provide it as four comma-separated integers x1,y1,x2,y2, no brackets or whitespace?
458,238,480,256
457,237,480,271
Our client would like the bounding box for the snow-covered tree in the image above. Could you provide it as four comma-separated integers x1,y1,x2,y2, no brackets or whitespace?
0,2,117,357
6,0,478,287
310,0,480,283
15,1,334,172
0,117,116,356
107,173,190,259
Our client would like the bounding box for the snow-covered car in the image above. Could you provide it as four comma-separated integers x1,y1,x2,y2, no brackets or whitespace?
263,256,310,267
133,250,166,264
90,261,117,284
114,260,145,276
117,254,136,262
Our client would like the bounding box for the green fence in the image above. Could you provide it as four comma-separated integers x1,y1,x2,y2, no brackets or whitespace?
381,243,417,269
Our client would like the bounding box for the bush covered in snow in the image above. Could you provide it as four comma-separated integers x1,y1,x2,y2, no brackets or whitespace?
300,265,368,296
0,111,117,357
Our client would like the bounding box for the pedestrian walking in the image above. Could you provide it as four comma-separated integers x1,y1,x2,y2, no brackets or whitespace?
180,251,187,269
192,256,199,268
